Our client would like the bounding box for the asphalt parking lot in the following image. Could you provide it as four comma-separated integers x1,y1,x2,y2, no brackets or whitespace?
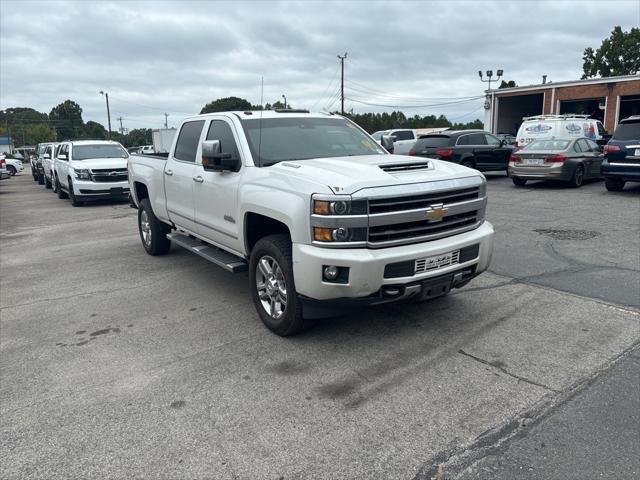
1,169,639,479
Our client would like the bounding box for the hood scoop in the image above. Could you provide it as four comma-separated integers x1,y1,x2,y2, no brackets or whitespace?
379,161,430,173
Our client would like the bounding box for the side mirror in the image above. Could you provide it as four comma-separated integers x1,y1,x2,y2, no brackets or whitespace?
499,139,506,147
58,154,67,160
381,135,395,154
202,139,239,172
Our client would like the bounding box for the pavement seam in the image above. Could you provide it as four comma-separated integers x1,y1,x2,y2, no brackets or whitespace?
457,349,560,393
413,341,640,480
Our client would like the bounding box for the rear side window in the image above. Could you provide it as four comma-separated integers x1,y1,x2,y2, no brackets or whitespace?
613,121,640,141
573,140,584,153
174,120,205,162
393,130,414,141
596,122,606,136
484,134,501,146
416,136,450,148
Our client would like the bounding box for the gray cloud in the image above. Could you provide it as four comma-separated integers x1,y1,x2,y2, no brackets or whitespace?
1,0,637,129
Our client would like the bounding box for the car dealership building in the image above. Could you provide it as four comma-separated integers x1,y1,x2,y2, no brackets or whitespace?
484,74,640,135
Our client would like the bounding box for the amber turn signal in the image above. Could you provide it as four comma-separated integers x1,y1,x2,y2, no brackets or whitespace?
313,227,333,241
313,200,330,215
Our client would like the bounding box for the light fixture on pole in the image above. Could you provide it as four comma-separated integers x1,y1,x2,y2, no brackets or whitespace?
99,91,112,139
282,94,287,109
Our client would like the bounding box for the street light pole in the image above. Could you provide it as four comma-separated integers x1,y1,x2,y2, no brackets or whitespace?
478,69,503,133
99,91,112,139
282,94,287,109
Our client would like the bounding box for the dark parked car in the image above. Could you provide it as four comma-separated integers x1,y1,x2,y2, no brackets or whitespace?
409,130,513,172
508,138,603,188
601,116,640,191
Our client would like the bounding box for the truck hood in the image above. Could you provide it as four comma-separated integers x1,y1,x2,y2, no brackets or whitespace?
70,158,128,170
269,154,481,195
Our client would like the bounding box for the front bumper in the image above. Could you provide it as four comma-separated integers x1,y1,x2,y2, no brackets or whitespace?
508,162,571,181
601,159,640,182
71,179,130,199
0,170,10,180
293,221,494,301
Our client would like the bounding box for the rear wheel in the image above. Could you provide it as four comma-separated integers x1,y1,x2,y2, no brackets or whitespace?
461,159,475,169
604,177,625,192
249,234,309,336
512,177,527,186
138,198,171,256
570,165,584,188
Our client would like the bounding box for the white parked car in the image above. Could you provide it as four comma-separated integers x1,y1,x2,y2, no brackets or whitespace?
129,111,494,336
139,145,155,155
516,114,608,148
41,143,60,188
53,140,130,206
0,157,11,180
371,129,418,155
1,156,24,176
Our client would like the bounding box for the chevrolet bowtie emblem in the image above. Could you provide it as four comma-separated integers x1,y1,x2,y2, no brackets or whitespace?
425,203,448,222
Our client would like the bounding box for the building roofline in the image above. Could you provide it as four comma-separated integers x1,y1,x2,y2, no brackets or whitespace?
490,74,639,95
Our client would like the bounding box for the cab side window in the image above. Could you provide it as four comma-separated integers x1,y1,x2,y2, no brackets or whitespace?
206,120,241,172
174,120,205,163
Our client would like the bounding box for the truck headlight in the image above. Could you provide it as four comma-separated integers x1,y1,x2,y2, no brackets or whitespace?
313,199,367,215
313,227,367,242
74,169,91,180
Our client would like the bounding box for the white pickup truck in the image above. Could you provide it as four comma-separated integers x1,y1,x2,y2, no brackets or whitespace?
128,110,494,335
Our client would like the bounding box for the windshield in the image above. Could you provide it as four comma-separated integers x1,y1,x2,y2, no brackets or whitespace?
371,130,390,141
522,139,570,151
72,144,128,160
613,121,640,141
241,117,386,167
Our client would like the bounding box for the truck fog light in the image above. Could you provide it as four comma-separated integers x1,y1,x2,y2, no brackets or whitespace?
332,227,350,241
323,265,339,280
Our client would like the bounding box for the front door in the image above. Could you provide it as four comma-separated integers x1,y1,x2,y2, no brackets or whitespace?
165,120,205,234
194,118,243,253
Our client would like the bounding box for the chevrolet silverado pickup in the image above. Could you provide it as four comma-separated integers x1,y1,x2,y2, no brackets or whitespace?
128,110,494,336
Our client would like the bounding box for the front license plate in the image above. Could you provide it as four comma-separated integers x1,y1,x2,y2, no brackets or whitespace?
524,158,544,165
415,250,460,274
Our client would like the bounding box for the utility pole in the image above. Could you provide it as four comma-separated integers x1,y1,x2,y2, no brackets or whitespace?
337,52,347,115
163,112,169,129
99,91,112,139
281,95,287,109
116,116,125,134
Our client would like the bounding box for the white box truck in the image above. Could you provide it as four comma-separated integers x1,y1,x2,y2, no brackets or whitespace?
152,128,177,155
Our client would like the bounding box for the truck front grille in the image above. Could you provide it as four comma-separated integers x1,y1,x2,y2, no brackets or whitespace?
368,210,479,244
368,187,479,214
90,168,128,183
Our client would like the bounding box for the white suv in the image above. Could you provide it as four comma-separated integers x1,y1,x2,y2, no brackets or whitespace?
53,140,130,206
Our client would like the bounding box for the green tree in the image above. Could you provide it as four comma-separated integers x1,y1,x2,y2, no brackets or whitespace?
83,121,108,139
200,96,253,114
582,26,640,79
49,100,84,140
499,80,517,88
23,124,56,143
127,128,152,147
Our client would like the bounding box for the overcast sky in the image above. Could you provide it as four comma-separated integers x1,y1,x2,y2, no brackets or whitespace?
1,0,638,130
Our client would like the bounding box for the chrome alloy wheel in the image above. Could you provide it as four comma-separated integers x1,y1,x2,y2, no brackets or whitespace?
140,209,152,247
255,255,287,319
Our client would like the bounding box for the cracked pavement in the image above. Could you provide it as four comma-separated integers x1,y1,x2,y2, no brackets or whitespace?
1,170,639,479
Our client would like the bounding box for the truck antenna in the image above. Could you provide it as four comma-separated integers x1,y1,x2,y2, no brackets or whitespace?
258,76,264,166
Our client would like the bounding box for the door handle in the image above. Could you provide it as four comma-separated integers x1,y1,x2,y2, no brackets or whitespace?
164,169,174,176
193,175,204,183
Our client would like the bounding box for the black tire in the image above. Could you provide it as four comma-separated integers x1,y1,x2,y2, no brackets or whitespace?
7,165,16,176
68,178,84,206
570,165,584,188
249,234,309,336
32,170,38,181
44,176,52,189
512,177,527,187
604,177,625,192
461,159,475,169
55,176,68,199
138,198,171,256
37,172,44,185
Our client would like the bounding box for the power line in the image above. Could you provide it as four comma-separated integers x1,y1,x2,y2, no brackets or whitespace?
345,81,482,102
345,96,485,109
309,62,341,111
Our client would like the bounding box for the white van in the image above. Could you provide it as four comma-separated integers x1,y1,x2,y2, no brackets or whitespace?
516,115,607,148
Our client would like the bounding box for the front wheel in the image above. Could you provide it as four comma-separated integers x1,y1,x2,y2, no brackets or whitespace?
138,198,171,255
249,234,309,336
37,172,44,185
68,179,83,206
605,177,625,192
512,177,527,186
7,165,16,176
570,165,584,188
55,176,68,199
45,175,52,189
